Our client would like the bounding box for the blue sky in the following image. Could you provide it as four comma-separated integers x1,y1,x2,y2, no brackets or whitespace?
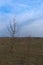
0,0,43,37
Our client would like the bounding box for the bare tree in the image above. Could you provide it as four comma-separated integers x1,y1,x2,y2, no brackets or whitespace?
7,18,16,56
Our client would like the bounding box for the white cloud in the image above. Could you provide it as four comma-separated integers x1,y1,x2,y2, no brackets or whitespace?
16,8,43,24
19,18,43,37
0,23,6,30
16,11,34,24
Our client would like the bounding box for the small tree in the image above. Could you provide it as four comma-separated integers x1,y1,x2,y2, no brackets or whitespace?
7,18,16,56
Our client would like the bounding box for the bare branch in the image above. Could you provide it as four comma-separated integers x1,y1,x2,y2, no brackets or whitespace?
7,18,16,37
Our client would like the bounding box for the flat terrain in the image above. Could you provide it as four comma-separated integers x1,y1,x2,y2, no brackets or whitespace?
0,37,43,65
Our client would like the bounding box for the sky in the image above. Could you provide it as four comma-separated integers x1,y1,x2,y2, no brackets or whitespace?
0,0,43,37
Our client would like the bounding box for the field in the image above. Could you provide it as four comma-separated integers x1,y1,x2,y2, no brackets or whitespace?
0,37,43,65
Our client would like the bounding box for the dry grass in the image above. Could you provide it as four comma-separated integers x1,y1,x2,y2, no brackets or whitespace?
0,37,43,65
